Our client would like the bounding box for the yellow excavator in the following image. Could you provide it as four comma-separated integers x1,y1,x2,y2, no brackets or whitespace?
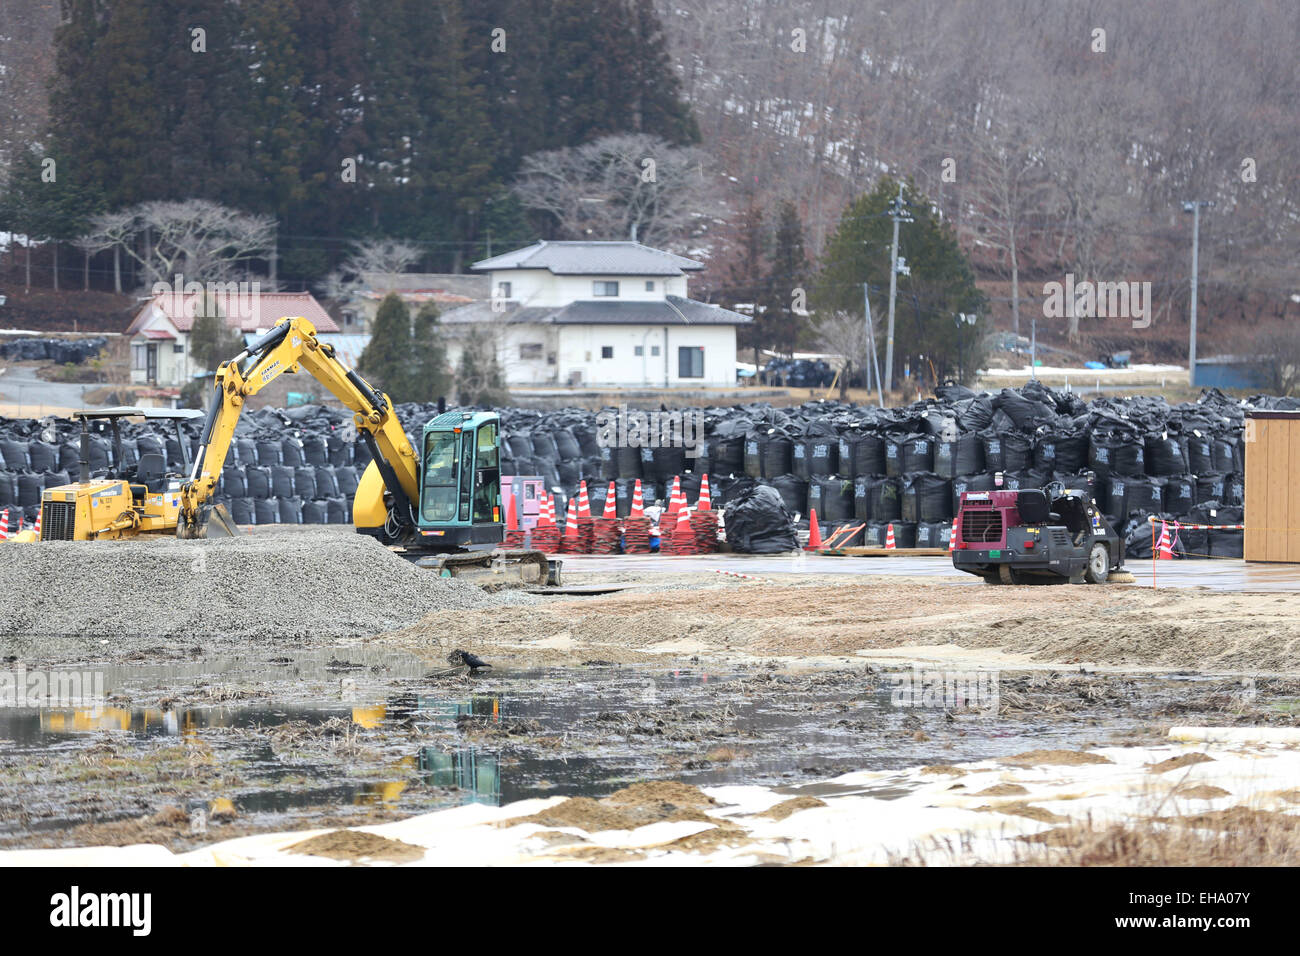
38,315,551,583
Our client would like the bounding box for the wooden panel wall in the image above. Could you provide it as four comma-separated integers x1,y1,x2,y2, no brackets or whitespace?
1244,416,1300,562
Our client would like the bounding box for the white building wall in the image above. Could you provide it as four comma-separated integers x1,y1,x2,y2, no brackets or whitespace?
491,270,691,308
555,323,736,387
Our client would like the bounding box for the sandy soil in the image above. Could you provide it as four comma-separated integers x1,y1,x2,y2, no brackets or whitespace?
381,574,1300,675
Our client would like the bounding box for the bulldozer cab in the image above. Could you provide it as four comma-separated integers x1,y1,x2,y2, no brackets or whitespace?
71,406,202,486
415,411,504,548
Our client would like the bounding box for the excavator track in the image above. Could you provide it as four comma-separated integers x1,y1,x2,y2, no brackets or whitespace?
405,548,555,586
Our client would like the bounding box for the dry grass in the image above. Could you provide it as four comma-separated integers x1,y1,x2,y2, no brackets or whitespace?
1014,812,1300,866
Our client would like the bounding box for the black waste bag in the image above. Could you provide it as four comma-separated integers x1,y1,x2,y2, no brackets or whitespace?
314,465,339,498
1225,474,1244,506
575,426,602,458
58,442,80,473
846,433,887,477
934,434,984,479
616,445,642,479
28,441,58,473
1163,476,1195,516
16,473,42,507
229,497,255,525
302,434,329,466
85,436,110,472
334,465,359,497
1195,472,1226,505
41,469,70,490
761,435,793,478
1003,469,1050,491
270,464,295,498
0,472,14,506
294,465,318,500
222,465,248,498
901,435,935,474
651,444,687,485
1123,514,1161,559
812,476,854,522
1171,521,1208,559
992,388,1055,429
235,437,258,465
982,432,1031,473
1125,477,1165,515
725,484,798,554
709,436,746,475
902,473,953,523
506,434,534,459
865,519,916,548
1211,436,1236,474
1185,433,1215,474
558,460,582,486
884,436,904,477
327,435,352,467
353,440,373,470
1209,505,1244,557
1089,432,1145,479
137,434,165,463
553,428,582,461
1033,432,1087,474
1144,433,1186,476
531,432,559,462
301,499,328,523
254,498,279,524
951,473,996,514
868,477,902,521
1104,476,1129,521
326,497,349,524
256,439,282,466
915,521,950,549
598,445,618,480
281,437,306,468
794,437,838,479
245,465,272,499
278,496,304,524
769,474,809,518
0,440,28,470
854,476,872,521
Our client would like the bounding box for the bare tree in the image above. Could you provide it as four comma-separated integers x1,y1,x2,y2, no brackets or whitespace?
78,209,135,293
512,133,716,248
810,309,872,400
101,200,275,287
322,238,421,302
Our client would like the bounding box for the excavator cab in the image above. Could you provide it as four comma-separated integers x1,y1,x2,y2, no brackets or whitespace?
413,411,504,550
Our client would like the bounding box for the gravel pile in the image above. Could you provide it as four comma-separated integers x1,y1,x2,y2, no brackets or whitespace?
0,528,533,641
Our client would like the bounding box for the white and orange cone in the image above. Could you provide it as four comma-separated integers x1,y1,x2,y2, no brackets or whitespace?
602,481,617,519
697,474,712,511
0,508,8,541
885,522,897,550
1158,520,1174,560
33,509,40,540
537,493,554,528
577,480,592,519
675,505,692,537
563,498,578,539
629,479,645,518
666,475,683,515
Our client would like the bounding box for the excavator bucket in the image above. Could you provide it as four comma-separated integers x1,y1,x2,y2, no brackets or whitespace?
177,502,240,540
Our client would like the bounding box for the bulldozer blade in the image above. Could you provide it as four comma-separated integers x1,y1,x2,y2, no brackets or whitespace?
178,503,240,540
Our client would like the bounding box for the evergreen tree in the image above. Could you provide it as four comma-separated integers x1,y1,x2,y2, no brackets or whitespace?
358,292,414,399
455,328,508,406
815,177,986,386
723,199,770,372
189,305,245,373
407,302,453,403
760,200,810,357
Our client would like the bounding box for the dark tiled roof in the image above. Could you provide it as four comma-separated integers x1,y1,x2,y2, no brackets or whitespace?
440,295,749,327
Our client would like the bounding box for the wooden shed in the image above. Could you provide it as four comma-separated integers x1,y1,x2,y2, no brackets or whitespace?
1244,410,1300,562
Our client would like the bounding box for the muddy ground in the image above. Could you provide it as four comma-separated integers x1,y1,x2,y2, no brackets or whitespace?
3,557,1300,851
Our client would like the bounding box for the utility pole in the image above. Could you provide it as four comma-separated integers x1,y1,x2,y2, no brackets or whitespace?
884,183,912,395
1182,200,1212,388
864,284,884,409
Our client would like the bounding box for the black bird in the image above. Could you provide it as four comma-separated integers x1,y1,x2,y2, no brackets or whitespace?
447,649,491,671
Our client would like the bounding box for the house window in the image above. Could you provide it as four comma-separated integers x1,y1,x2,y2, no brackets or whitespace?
645,281,655,292
498,281,512,299
173,344,184,354
634,345,644,356
519,342,543,360
547,352,556,365
593,281,619,297
601,346,614,359
343,310,357,327
651,345,660,357
678,346,704,378
132,345,148,370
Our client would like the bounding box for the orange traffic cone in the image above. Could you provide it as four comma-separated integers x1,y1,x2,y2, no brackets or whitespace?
885,522,897,550
805,509,823,550
666,475,683,515
675,505,691,536
537,493,554,528
33,509,41,540
577,480,592,519
563,498,578,538
630,479,645,518
505,495,519,531
0,508,8,541
948,523,956,552
1158,520,1174,559
697,474,712,511
602,481,617,519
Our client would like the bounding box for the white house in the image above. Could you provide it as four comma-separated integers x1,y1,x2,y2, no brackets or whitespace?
438,241,750,387
124,290,338,387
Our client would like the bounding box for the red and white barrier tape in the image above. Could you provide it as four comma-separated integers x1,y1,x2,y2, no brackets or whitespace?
1146,517,1244,531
